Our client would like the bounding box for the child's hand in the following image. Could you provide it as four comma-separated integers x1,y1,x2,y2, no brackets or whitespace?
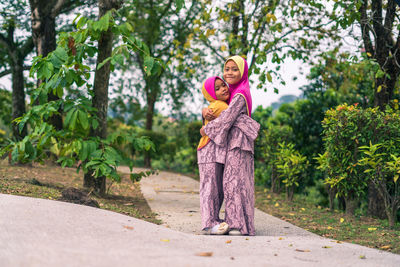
200,126,206,136
202,108,216,121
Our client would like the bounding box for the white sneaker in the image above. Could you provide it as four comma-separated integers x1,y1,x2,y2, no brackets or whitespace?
228,229,242,236
210,222,229,235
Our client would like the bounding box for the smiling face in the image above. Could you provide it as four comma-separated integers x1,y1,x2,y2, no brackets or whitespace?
223,60,242,85
214,78,230,102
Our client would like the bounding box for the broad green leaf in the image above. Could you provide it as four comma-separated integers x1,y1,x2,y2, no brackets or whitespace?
113,54,124,66
69,109,78,131
92,119,99,130
99,12,110,31
144,56,154,76
64,108,75,127
77,16,87,29
78,110,89,130
97,57,112,70
175,0,185,11
54,47,68,61
56,86,63,98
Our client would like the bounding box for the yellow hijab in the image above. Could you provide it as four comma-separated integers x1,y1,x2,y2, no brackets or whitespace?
198,77,229,150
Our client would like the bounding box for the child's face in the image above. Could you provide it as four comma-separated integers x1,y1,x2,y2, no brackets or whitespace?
223,60,241,85
215,78,230,102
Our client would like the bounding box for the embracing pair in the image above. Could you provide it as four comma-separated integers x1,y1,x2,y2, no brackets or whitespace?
197,56,261,236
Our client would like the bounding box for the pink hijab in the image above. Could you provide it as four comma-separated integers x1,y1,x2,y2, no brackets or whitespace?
224,56,252,116
202,76,220,102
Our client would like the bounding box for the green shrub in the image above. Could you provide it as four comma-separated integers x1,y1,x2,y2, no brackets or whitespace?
276,142,309,201
321,103,400,219
260,124,293,192
356,106,400,227
138,130,167,160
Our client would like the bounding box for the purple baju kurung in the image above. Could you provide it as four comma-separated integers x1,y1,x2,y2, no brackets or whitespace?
197,136,226,230
204,95,260,235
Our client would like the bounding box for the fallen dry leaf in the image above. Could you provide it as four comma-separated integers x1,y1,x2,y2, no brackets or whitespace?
368,227,377,231
161,239,170,242
226,240,232,244
279,237,284,240
295,249,311,252
195,252,213,257
380,245,391,250
245,237,249,240
322,246,332,248
327,226,333,230
123,225,134,230
359,255,366,259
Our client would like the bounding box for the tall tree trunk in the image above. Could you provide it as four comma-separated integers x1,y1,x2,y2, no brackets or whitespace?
374,63,398,109
145,93,156,131
344,194,358,216
367,182,386,219
229,0,241,55
144,89,157,168
83,0,121,195
30,0,63,130
327,185,336,211
271,165,280,193
0,25,34,142
358,0,399,217
11,60,27,141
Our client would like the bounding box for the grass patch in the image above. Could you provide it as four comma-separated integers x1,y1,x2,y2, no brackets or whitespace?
255,186,400,254
0,161,161,225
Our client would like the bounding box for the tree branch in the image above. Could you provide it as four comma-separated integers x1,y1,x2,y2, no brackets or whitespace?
160,0,173,17
359,0,374,55
250,0,262,18
371,0,384,53
384,0,396,32
199,39,225,60
0,66,32,78
51,0,67,18
21,37,34,58
240,0,248,49
0,33,10,51
249,21,266,71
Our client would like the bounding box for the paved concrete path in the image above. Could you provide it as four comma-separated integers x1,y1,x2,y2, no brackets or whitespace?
128,167,314,237
1,168,400,266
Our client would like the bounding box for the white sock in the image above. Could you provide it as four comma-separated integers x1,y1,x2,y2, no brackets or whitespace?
211,224,220,233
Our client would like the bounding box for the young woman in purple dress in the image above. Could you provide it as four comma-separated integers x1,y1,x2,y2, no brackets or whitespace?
197,76,231,235
201,56,260,236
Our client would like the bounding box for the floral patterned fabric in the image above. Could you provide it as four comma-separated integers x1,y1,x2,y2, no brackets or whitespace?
204,96,260,153
197,140,227,164
223,148,255,235
198,163,224,229
204,95,260,235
